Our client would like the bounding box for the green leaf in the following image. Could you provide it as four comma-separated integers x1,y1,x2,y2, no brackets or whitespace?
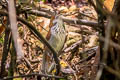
42,0,46,2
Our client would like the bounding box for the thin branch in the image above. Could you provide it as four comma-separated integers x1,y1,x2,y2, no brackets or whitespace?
104,64,120,79
75,46,98,65
28,10,51,18
8,40,17,78
2,73,65,80
62,16,98,27
63,37,89,53
0,9,98,28
0,26,11,77
23,57,33,72
27,9,98,27
78,12,97,20
99,36,120,50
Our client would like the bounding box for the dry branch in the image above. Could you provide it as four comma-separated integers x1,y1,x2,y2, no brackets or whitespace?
28,9,98,27
99,36,120,50
0,27,11,77
104,64,120,79
8,0,24,60
2,73,65,80
63,37,89,53
75,46,98,65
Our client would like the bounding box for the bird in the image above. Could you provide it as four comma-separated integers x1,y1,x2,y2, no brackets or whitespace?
41,14,67,74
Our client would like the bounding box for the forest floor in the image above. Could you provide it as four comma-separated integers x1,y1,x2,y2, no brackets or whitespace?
0,0,100,80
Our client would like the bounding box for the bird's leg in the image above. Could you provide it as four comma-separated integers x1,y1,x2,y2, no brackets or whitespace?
48,61,55,74
42,51,47,74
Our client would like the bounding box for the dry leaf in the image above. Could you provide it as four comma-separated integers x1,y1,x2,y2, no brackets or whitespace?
69,5,77,12
87,35,98,47
104,0,114,12
58,6,69,13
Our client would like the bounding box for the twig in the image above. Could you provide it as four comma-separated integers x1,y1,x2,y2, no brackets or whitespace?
0,26,11,77
28,9,98,27
63,37,89,53
78,12,97,20
96,63,120,80
65,61,77,80
28,10,51,18
0,9,98,28
62,16,98,28
91,46,100,80
8,40,17,78
75,47,97,65
23,57,33,72
95,63,104,80
99,36,120,50
29,59,40,63
104,64,120,79
2,73,65,80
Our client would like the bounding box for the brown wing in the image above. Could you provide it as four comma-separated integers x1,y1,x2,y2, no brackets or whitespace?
46,15,55,40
